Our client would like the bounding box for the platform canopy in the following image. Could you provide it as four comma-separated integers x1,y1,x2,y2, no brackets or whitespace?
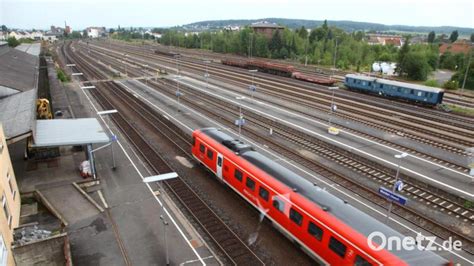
33,118,110,147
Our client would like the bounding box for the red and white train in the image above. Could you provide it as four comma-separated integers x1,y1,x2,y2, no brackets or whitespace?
192,128,450,265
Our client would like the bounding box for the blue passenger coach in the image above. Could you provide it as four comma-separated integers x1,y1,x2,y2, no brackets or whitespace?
344,74,444,105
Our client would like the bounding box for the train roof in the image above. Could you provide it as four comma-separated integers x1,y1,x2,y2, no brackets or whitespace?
377,78,444,93
346,74,444,93
346,74,377,82
199,128,448,265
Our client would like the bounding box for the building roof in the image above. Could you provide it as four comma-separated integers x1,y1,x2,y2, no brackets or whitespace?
15,43,41,57
0,89,37,143
250,22,284,29
439,41,472,54
0,46,39,93
33,118,110,147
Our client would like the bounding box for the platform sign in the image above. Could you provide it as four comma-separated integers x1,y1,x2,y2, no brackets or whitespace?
235,118,246,126
378,187,407,205
394,180,404,192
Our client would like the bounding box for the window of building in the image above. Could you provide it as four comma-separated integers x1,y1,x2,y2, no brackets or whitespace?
308,221,323,241
207,149,214,160
6,173,15,200
199,144,205,153
1,194,11,228
329,236,347,258
258,187,269,201
234,169,243,182
0,235,7,266
272,196,285,213
354,255,372,266
245,177,255,191
289,208,303,226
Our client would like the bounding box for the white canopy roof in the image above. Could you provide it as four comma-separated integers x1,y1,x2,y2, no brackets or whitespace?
33,118,110,147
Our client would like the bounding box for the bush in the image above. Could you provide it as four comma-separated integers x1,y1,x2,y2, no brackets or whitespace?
424,79,439,87
7,37,20,47
443,80,459,90
56,68,70,83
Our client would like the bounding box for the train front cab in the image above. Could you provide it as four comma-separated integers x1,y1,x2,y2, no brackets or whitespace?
192,133,224,180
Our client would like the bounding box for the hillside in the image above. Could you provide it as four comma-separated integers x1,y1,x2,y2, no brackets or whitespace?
183,18,473,35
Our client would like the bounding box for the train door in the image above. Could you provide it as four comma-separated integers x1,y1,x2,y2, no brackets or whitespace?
216,153,223,180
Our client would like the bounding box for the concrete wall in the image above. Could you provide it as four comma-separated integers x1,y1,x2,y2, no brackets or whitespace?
0,124,21,266
12,234,69,266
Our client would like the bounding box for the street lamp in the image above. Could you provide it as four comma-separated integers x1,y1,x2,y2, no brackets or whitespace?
97,110,118,170
385,152,408,223
332,37,339,78
143,172,178,266
173,76,183,112
327,86,339,135
203,60,211,88
248,69,258,99
235,96,246,140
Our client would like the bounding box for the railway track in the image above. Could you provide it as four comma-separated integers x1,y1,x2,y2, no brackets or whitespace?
137,77,474,254
63,41,474,261
82,41,474,153
64,43,265,265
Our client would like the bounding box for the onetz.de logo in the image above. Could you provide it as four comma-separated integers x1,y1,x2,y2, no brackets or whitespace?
367,231,462,251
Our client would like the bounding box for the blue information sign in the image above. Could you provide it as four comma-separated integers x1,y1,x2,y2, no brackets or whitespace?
378,187,407,205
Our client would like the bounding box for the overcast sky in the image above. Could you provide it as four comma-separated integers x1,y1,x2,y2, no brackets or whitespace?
1,0,473,30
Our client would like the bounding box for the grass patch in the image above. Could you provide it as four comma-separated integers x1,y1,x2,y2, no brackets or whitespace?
56,67,70,83
444,104,474,116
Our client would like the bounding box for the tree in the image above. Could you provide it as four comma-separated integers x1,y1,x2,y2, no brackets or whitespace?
449,30,458,43
471,33,474,43
428,31,435,43
7,37,19,47
396,36,410,76
298,26,307,39
269,30,283,55
403,52,431,80
1,25,7,32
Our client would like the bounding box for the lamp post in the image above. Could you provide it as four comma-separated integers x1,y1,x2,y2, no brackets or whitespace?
97,110,118,170
142,172,178,266
327,86,339,135
203,60,211,88
174,76,182,112
332,38,339,78
236,96,246,140
385,152,408,223
461,47,472,98
248,69,258,99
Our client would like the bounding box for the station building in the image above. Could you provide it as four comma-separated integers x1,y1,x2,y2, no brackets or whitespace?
250,22,284,39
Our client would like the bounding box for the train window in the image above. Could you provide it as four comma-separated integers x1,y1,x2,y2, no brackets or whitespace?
345,77,349,82
379,84,383,89
234,169,243,182
410,89,414,94
272,196,285,213
207,149,214,160
246,177,255,191
397,87,402,92
417,91,423,97
368,82,372,86
329,237,347,258
354,255,372,266
199,144,205,153
217,157,222,167
289,208,303,226
308,221,323,241
259,187,269,201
